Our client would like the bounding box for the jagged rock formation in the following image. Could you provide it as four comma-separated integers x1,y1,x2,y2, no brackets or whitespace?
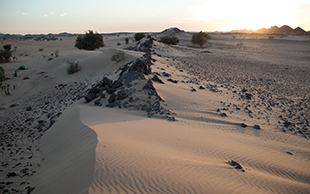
84,36,175,120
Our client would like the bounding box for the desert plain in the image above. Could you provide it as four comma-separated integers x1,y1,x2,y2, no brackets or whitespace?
0,28,310,194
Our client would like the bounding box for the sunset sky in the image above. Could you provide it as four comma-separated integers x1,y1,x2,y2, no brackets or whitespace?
1,0,309,34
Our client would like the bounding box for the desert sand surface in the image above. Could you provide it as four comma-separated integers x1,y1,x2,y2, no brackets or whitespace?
1,29,310,194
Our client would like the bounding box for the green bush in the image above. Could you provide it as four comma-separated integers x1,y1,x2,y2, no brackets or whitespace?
134,33,145,41
0,66,5,81
75,30,104,50
67,60,81,75
191,31,211,48
111,51,125,63
125,37,129,44
0,44,13,63
159,36,179,45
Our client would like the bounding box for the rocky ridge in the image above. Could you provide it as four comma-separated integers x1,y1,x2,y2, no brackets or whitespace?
84,36,175,120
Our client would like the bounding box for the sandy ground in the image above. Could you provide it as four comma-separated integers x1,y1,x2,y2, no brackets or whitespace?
1,30,310,194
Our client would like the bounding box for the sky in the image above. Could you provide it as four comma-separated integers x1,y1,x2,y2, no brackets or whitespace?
0,0,309,34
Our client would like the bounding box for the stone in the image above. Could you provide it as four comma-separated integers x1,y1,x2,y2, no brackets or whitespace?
117,90,128,100
108,93,116,103
241,123,247,128
94,98,102,106
199,86,205,89
25,106,32,111
84,93,97,103
254,124,261,130
152,75,164,84
162,72,171,77
220,113,228,117
191,88,196,92
167,78,178,84
102,77,113,87
142,80,155,90
113,80,123,88
245,93,252,100
228,160,244,172
6,172,17,178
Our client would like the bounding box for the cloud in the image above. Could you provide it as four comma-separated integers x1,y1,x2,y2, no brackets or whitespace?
44,14,48,17
22,12,26,15
60,13,67,17
50,12,54,15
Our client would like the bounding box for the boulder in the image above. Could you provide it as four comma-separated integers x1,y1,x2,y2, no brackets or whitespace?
142,80,155,90
152,75,164,84
117,90,128,100
108,93,116,103
84,93,97,103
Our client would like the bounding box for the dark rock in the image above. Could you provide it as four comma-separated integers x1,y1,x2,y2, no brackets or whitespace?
254,125,261,130
286,151,293,155
25,106,32,111
117,90,128,100
241,123,247,128
228,160,245,172
129,58,152,75
89,87,100,94
108,93,116,103
84,93,97,103
102,77,113,87
220,113,228,117
106,102,117,108
163,72,171,77
6,182,14,185
152,75,164,84
94,98,102,106
283,121,292,128
26,186,35,194
142,80,155,90
106,86,116,94
167,78,178,84
241,88,247,93
199,86,205,89
113,80,123,88
6,172,17,178
245,93,252,100
191,88,196,92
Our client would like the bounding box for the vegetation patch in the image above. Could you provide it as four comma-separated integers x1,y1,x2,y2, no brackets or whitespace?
191,31,211,48
66,60,81,75
159,36,179,45
111,51,125,63
134,33,145,41
75,30,104,50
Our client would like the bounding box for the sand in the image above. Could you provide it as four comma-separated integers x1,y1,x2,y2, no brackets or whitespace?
1,30,310,194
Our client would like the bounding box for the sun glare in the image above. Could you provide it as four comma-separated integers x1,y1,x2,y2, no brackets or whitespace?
189,0,308,31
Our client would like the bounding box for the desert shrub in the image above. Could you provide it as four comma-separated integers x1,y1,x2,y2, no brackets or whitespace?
125,37,129,44
191,31,211,48
0,45,12,63
0,83,10,95
75,30,104,50
117,42,121,46
67,60,81,75
268,36,274,39
0,66,5,81
111,51,125,63
134,33,145,41
159,36,179,45
55,50,59,57
3,44,11,51
47,57,53,61
0,50,12,63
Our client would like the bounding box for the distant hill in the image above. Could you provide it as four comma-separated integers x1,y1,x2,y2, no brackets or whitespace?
0,32,74,37
159,27,185,37
232,25,308,35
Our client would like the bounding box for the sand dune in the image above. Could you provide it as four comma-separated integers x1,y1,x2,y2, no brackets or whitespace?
1,32,310,194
